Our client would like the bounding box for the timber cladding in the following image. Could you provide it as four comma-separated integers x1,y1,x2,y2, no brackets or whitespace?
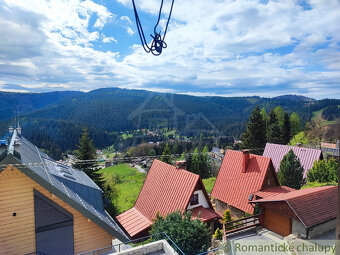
0,166,114,255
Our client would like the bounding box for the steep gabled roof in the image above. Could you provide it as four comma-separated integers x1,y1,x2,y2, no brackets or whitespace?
117,159,218,238
134,159,202,219
263,143,322,177
0,129,129,241
211,150,272,214
252,186,338,228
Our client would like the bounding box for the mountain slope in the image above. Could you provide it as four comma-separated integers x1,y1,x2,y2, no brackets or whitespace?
0,88,339,156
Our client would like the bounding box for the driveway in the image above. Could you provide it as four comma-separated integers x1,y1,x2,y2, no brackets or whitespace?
226,227,289,255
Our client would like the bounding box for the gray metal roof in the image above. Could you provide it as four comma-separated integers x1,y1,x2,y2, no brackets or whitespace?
0,129,129,242
211,147,224,158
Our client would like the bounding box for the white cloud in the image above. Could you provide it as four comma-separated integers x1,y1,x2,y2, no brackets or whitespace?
102,34,118,43
126,26,135,35
120,15,132,24
0,0,340,99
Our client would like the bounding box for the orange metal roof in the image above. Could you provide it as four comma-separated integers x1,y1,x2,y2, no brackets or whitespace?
190,206,220,222
254,186,295,198
253,186,338,228
117,159,217,238
134,159,201,219
116,207,151,238
211,150,272,214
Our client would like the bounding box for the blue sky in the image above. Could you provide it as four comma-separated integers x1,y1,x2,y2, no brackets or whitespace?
0,0,339,99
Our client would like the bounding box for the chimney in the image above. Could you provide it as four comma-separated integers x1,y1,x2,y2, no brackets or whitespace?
175,160,187,170
296,143,302,147
336,140,339,149
9,126,14,133
241,150,250,173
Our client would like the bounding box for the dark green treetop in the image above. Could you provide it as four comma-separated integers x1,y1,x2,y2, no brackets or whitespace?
278,149,305,189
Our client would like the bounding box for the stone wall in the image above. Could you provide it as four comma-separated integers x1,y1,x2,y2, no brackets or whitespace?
215,199,245,219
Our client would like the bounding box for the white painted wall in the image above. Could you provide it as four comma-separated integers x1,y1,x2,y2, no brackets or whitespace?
187,190,210,209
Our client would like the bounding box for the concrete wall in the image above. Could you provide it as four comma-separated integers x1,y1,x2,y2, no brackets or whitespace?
308,219,336,239
292,218,307,238
187,190,210,210
292,218,336,239
215,199,245,219
110,240,178,255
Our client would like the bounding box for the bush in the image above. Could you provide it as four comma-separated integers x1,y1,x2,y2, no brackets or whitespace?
213,228,223,240
150,211,210,255
307,158,338,183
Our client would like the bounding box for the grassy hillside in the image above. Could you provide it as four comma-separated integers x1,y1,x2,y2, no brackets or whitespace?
311,105,340,127
100,164,146,213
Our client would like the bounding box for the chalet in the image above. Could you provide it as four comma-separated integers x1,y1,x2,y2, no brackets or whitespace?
321,141,339,158
116,159,220,239
211,150,294,218
0,128,128,255
263,143,322,177
252,186,338,239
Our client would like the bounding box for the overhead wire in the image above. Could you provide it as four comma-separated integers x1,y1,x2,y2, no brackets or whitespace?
131,0,175,56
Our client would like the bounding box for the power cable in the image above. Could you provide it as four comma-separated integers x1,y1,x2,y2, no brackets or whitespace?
132,0,175,56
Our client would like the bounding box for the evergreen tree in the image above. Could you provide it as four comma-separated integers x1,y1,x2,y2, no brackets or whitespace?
266,110,282,144
278,150,305,189
73,127,105,188
149,149,156,156
281,113,291,145
260,107,268,124
290,112,302,136
199,146,212,178
273,106,285,128
160,143,172,164
241,106,267,154
191,148,201,175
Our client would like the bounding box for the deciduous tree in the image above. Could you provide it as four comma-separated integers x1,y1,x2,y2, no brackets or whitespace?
307,159,338,183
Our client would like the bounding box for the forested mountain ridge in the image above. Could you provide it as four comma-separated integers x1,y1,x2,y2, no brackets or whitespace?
0,88,339,158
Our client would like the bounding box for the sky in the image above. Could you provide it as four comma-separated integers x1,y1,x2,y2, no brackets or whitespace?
0,0,339,99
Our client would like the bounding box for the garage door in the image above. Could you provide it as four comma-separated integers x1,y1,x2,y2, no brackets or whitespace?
264,209,291,237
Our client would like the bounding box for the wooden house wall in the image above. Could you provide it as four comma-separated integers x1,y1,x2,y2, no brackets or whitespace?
0,166,114,255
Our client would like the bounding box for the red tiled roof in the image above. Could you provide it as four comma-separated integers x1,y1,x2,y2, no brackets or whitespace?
190,206,220,222
253,186,338,227
254,186,295,198
117,159,216,238
211,150,272,214
263,143,322,177
116,207,151,238
321,142,337,149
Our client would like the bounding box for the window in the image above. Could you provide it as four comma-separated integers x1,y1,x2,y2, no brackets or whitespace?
190,193,199,205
